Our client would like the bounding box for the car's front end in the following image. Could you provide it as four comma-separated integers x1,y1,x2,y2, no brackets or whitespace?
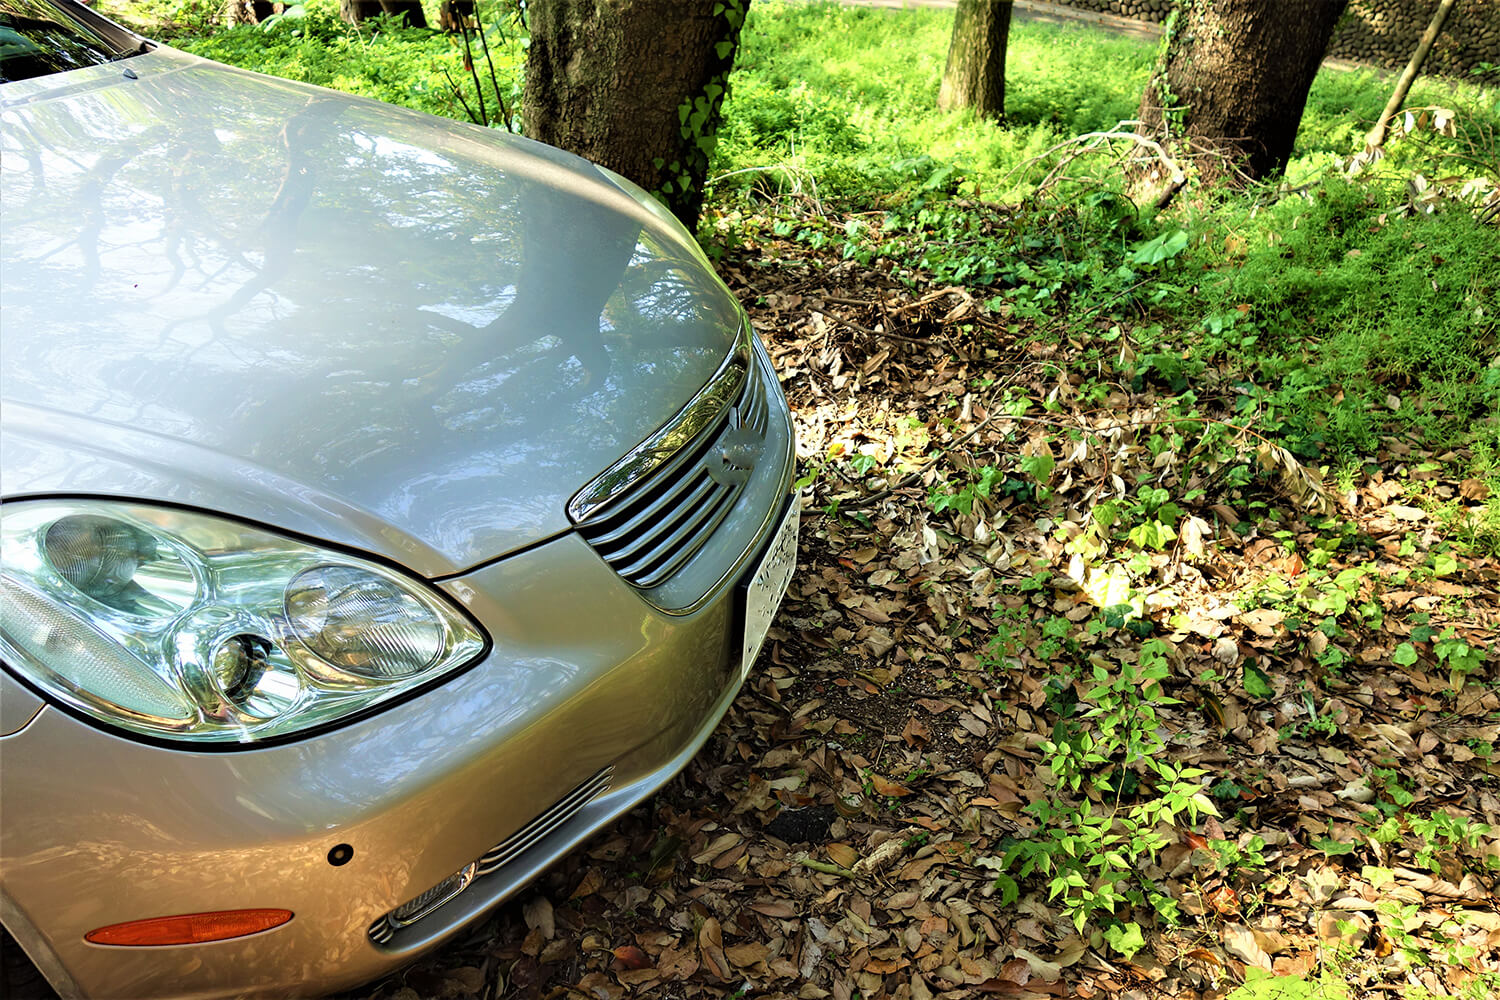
2,392,794,998
0,7,797,997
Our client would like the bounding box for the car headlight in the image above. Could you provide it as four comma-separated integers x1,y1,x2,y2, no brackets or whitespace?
0,500,486,744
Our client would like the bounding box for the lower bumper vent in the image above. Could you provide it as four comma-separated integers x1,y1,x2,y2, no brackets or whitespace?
368,766,614,945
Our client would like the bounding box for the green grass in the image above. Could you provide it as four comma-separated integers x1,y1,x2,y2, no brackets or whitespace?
103,0,523,128
717,0,1155,200
1183,179,1500,459
716,2,1498,203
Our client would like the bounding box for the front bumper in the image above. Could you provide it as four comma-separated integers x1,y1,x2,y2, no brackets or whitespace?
1,378,796,1000
1,523,781,1000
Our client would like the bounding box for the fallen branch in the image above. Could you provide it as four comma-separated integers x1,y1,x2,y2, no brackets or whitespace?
1007,119,1186,202
1365,0,1459,152
795,855,855,878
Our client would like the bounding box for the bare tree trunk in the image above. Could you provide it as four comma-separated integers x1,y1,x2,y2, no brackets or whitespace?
224,0,257,25
938,0,1012,120
523,0,749,227
1133,0,1347,195
1365,0,1459,150
340,0,428,28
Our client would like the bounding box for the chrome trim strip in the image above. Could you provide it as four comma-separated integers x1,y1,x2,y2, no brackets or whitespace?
387,862,478,930
567,320,753,524
368,766,614,945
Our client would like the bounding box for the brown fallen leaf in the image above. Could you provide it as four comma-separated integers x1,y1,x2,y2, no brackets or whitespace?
1317,911,1371,950
617,967,659,988
1011,947,1061,983
725,941,770,969
1459,478,1490,500
1222,923,1272,970
867,772,913,797
1385,504,1426,521
901,715,931,746
574,971,624,1000
827,842,859,868
611,945,651,971
570,867,604,899
522,896,554,940
999,957,1031,984
750,899,797,918
698,916,730,981
692,832,743,864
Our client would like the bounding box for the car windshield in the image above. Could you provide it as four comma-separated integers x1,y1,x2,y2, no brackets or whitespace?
0,0,134,83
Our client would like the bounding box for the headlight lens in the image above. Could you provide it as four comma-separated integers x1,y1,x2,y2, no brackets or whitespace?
0,500,486,744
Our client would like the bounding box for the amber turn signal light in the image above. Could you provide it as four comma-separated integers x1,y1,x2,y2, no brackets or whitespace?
86,909,293,946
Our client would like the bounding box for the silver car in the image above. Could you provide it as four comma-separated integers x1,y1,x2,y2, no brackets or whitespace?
0,2,798,997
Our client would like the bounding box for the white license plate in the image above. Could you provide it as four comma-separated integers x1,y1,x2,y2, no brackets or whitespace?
742,499,799,677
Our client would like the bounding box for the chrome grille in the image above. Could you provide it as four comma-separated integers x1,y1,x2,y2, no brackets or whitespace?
368,766,613,945
575,357,770,591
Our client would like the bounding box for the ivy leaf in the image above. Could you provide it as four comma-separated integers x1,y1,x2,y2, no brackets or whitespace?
1242,664,1274,700
1127,229,1189,267
1103,921,1145,958
1392,642,1419,666
1313,836,1360,857
1019,451,1056,483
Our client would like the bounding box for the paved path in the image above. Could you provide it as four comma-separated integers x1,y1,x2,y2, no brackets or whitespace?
840,0,1164,43
836,0,1371,73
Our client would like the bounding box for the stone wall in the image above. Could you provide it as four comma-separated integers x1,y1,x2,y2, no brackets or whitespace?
1047,0,1500,78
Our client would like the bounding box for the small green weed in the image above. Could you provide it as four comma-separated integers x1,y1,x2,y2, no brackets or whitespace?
984,640,1213,958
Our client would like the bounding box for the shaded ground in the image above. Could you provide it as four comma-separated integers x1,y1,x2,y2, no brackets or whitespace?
348,207,1500,1000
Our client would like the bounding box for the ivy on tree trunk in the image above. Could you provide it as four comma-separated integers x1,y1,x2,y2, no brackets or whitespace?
523,0,749,228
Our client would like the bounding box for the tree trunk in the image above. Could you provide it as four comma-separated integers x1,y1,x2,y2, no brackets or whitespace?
523,0,750,228
1134,0,1347,192
224,0,258,25
1365,0,1458,150
438,0,475,32
340,0,428,28
938,0,1012,120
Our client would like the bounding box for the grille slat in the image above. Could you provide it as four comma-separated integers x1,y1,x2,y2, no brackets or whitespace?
624,486,741,589
587,471,718,552
368,766,613,946
608,478,730,577
576,349,771,595
476,768,613,874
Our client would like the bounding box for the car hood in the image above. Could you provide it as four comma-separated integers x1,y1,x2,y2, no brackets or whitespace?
0,50,743,577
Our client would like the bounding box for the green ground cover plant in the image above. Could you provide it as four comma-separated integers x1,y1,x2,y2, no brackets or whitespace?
105,0,523,126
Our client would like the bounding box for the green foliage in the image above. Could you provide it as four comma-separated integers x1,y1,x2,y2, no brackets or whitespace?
986,638,1213,957
929,465,1005,516
149,0,526,127
1226,970,1350,1000
716,1,1150,200
1407,810,1491,873
1180,179,1500,459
